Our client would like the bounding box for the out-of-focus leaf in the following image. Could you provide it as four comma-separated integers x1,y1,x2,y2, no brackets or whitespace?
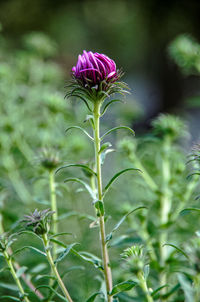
164,243,189,259
98,142,112,154
16,266,27,278
177,273,194,302
0,296,20,301
0,282,18,291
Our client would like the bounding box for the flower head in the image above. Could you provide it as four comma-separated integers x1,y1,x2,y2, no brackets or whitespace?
67,50,129,105
72,50,118,87
23,209,54,235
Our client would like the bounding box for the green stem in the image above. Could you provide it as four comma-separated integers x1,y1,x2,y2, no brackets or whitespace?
3,250,30,302
42,233,73,302
159,137,171,296
137,271,153,302
93,101,113,302
49,170,58,260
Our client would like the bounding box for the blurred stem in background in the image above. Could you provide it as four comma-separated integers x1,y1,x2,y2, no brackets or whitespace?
137,271,153,302
93,100,113,302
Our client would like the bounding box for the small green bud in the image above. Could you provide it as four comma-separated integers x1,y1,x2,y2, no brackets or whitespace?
118,137,137,156
121,245,148,274
37,147,60,171
152,114,188,141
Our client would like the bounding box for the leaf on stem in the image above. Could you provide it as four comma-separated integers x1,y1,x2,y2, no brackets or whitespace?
11,246,46,258
65,126,94,141
106,206,147,242
101,126,135,141
0,296,21,301
103,168,141,197
180,207,200,216
98,142,112,154
35,285,68,301
85,292,103,302
64,178,96,199
163,243,189,259
56,164,97,177
110,280,137,296
54,243,79,264
101,99,123,116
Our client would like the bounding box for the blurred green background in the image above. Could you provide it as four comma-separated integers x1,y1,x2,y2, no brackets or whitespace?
0,0,200,301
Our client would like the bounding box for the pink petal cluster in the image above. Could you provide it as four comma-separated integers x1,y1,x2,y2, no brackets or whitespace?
72,50,118,86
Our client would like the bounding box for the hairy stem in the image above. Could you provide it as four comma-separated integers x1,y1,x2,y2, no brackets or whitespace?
137,271,153,302
42,233,73,302
3,250,30,302
49,170,58,260
93,101,113,302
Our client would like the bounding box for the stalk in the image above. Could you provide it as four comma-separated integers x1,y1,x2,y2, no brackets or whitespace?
137,271,153,302
42,233,74,302
159,136,171,297
49,170,58,260
93,100,113,302
3,250,30,302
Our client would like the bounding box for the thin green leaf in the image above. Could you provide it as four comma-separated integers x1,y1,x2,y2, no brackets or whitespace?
106,206,147,242
151,285,169,297
101,99,123,116
56,164,97,176
49,232,74,239
65,126,93,141
35,285,68,301
110,280,137,296
0,282,18,291
64,178,96,199
98,142,112,154
16,266,27,278
180,207,200,215
11,246,46,258
100,149,115,165
164,243,189,259
103,168,141,196
0,296,20,301
101,126,135,141
54,243,79,264
94,200,105,216
86,292,102,302
177,273,194,302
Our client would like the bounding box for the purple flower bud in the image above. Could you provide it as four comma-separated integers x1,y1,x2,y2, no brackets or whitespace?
72,50,119,87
